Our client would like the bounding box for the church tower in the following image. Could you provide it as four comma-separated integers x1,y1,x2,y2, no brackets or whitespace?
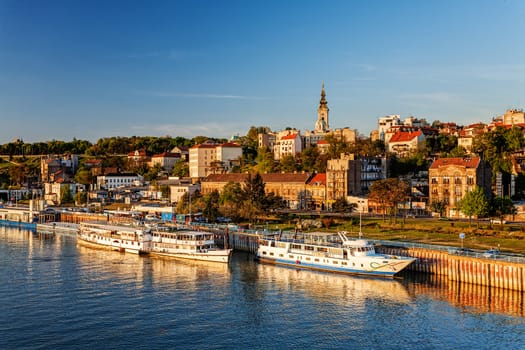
315,82,329,133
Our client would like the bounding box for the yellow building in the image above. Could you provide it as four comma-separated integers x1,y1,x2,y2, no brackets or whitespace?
429,157,491,217
201,173,313,210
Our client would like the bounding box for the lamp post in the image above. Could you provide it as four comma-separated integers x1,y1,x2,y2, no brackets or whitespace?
358,199,364,239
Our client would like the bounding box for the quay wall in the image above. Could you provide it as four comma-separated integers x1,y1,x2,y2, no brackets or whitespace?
378,246,525,292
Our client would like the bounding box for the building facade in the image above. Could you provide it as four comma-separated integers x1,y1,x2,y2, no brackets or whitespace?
429,157,491,217
326,154,362,207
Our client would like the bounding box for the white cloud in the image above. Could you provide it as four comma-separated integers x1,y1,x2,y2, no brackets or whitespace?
142,91,266,100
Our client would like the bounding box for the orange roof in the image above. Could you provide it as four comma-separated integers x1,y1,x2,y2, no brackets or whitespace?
152,152,180,158
203,172,311,184
219,142,241,148
127,150,147,157
389,130,422,143
317,140,329,145
281,133,298,140
308,173,326,185
430,157,481,169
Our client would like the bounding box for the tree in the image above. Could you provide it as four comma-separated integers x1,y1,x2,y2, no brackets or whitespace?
332,197,356,213
172,160,189,177
202,190,220,223
300,146,320,172
368,178,408,224
279,155,299,173
457,186,489,228
489,196,515,227
430,200,447,218
242,173,266,223
255,147,276,174
220,181,245,221
60,185,73,205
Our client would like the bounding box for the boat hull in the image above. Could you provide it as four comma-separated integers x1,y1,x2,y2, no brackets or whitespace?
150,249,232,263
77,236,148,254
255,256,411,277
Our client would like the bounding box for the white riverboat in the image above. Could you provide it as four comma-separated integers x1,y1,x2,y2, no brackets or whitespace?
256,231,415,278
149,225,232,263
78,221,152,254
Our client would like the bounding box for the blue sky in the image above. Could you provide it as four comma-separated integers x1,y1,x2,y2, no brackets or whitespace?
1,0,524,144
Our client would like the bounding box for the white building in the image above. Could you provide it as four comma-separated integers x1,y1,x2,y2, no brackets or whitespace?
189,142,242,179
97,173,143,190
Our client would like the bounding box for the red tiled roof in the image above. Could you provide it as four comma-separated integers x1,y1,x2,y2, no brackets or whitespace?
127,150,147,157
281,133,298,140
308,173,326,185
203,172,311,183
219,142,241,148
430,157,481,169
152,152,180,158
202,174,249,183
389,130,422,143
317,140,329,145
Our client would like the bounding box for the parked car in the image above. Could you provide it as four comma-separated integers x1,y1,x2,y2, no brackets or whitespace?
448,247,474,255
483,248,501,258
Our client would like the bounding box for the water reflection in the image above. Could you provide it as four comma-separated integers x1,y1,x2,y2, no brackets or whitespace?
76,243,231,290
255,263,412,305
406,273,525,317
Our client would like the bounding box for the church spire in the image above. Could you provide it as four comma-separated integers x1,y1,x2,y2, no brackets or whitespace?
320,81,327,107
315,82,329,133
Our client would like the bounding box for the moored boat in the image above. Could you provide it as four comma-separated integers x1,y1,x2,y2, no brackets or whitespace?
256,231,415,277
78,221,152,254
149,225,232,263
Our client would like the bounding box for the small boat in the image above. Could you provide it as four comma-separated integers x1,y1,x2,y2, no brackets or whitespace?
149,225,232,263
256,231,415,278
78,221,152,254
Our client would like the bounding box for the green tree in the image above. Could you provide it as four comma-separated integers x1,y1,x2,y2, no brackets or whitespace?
220,181,245,221
202,190,220,223
255,147,276,174
279,155,299,173
171,160,189,177
60,185,73,204
300,146,319,172
457,186,489,228
489,196,515,227
430,200,447,218
368,178,408,224
332,197,356,213
242,173,266,223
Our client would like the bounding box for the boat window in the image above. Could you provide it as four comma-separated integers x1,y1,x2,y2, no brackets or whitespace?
262,251,267,255
333,261,338,264
279,254,283,257
269,252,274,256
289,255,294,259
314,258,319,262
305,257,311,261
342,262,347,266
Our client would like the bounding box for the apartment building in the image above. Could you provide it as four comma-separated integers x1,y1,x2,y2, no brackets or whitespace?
429,157,491,217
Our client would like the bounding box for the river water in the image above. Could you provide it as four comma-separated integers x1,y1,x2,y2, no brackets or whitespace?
1,227,524,349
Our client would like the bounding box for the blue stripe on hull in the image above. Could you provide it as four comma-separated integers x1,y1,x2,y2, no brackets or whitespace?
256,257,399,277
